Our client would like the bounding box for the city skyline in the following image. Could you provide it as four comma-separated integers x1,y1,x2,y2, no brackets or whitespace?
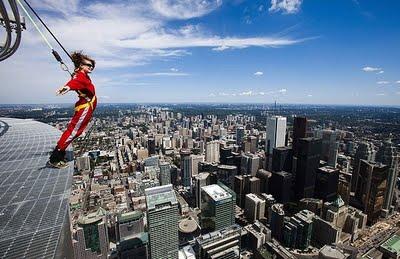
1,0,400,105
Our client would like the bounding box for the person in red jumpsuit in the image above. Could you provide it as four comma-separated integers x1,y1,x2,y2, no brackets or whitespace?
49,51,97,168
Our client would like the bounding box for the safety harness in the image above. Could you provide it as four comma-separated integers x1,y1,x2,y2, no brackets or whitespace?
75,95,96,112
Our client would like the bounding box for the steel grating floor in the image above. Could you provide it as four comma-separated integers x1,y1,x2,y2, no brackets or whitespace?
0,118,73,259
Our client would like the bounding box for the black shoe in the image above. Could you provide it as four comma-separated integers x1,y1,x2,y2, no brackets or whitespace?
49,147,64,164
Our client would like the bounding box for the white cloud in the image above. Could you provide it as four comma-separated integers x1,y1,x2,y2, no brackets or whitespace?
209,93,216,97
150,0,222,19
170,68,179,72
240,90,253,96
396,81,400,84
377,81,390,85
269,0,302,14
142,72,189,77
14,1,305,67
254,71,263,76
376,93,385,96
0,0,308,103
212,45,230,51
362,66,382,72
307,94,313,97
377,70,384,74
209,89,287,98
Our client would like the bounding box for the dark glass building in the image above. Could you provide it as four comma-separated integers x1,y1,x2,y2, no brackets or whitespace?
272,146,293,173
294,138,322,200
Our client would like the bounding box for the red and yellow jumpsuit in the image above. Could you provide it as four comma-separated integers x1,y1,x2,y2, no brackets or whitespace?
56,71,97,151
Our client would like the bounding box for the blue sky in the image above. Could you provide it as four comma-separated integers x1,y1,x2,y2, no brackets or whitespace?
0,0,399,105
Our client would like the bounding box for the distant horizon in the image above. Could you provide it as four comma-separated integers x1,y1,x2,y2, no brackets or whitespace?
1,102,399,109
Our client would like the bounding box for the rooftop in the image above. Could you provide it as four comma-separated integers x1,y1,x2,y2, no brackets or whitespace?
178,217,198,233
202,184,232,202
0,118,73,258
117,210,143,223
381,235,400,254
145,184,177,210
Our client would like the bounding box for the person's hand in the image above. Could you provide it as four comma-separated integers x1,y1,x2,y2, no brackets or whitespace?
56,86,70,95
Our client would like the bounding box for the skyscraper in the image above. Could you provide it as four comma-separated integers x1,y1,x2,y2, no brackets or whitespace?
148,137,156,155
159,161,171,185
180,149,192,188
314,166,340,202
236,126,245,146
377,139,399,212
282,210,314,250
272,146,293,173
351,142,376,191
234,175,260,208
245,193,266,222
145,185,179,259
195,172,210,208
270,203,285,241
270,171,294,204
205,140,220,163
315,129,340,167
191,154,205,177
294,137,322,200
241,153,260,176
354,160,389,224
200,184,236,232
116,211,145,241
266,116,287,155
293,117,307,156
73,208,109,259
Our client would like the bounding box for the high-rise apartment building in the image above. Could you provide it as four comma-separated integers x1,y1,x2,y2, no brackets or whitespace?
266,116,287,155
145,185,179,259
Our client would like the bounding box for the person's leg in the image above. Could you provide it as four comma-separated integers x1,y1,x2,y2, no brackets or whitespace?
50,107,89,163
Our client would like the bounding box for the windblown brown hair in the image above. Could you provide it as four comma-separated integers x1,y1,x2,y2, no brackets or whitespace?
70,51,96,70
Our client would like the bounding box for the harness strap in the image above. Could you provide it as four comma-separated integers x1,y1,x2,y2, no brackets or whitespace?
75,96,96,112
